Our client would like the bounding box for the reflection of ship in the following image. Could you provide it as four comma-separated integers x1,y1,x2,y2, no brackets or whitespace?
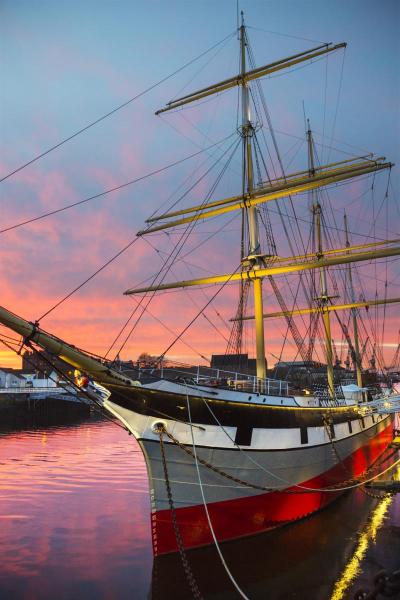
0,13,398,558
151,489,398,600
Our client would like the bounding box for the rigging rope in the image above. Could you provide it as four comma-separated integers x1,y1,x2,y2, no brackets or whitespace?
127,295,208,362
326,47,347,164
247,25,327,45
106,139,241,359
37,237,139,322
0,134,235,236
200,396,400,493
158,266,241,361
142,236,231,343
33,134,238,336
185,388,250,600
0,31,236,184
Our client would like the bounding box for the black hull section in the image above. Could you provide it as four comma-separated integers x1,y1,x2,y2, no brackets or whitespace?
106,382,365,430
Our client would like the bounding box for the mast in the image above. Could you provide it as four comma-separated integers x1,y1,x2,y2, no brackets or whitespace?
240,12,266,380
307,119,317,362
136,28,394,389
315,203,335,397
308,122,334,398
344,212,363,387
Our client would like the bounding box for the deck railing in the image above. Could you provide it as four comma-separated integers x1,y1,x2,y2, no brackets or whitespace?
126,364,289,396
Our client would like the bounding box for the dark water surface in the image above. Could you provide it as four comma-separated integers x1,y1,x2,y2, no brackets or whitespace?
0,412,399,600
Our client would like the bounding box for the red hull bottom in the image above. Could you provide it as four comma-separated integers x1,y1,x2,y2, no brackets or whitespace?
151,422,393,556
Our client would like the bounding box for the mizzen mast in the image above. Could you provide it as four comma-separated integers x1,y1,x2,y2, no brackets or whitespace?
344,212,363,387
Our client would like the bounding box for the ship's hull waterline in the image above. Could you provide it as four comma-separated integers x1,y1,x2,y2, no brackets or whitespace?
103,383,394,556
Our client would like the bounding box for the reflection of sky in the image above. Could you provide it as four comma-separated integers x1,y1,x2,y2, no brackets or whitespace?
1,418,398,599
0,420,152,597
0,0,399,368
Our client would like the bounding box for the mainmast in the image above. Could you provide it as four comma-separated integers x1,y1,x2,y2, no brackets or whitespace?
344,212,363,387
128,25,397,395
239,13,266,381
307,122,335,398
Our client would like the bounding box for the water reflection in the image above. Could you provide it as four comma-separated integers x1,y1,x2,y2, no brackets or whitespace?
151,489,398,600
0,413,398,599
331,495,393,600
0,414,152,599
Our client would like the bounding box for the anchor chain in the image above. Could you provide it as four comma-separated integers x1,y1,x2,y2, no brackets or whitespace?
323,416,399,497
163,428,279,492
155,425,203,600
163,424,399,495
323,415,351,476
359,486,391,500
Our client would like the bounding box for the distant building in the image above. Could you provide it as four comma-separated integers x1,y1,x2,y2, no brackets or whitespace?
20,370,59,388
0,367,60,388
22,349,73,378
272,359,359,391
210,353,267,376
274,360,323,370
273,360,323,377
0,368,26,388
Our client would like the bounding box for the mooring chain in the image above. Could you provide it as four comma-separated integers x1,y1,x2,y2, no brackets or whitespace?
359,486,390,500
359,446,399,499
155,426,203,600
163,427,376,494
163,428,279,492
323,416,398,497
323,415,353,477
353,569,400,599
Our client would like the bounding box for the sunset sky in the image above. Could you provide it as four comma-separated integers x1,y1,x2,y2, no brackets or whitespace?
1,0,399,371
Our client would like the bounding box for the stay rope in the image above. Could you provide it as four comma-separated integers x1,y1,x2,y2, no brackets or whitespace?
34,134,237,327
0,134,235,237
0,31,236,184
197,396,400,494
185,387,250,600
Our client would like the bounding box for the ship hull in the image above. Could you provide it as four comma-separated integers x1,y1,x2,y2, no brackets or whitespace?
102,381,394,556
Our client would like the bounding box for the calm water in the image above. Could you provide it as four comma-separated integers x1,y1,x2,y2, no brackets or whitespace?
0,411,399,600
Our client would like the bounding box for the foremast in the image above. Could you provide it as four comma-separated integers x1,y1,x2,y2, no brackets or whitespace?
239,14,266,380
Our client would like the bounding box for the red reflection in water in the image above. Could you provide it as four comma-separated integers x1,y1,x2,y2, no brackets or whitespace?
0,418,152,598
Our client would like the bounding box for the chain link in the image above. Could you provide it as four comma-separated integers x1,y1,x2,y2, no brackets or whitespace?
164,428,280,492
359,486,391,500
164,425,398,495
322,416,398,497
156,426,203,600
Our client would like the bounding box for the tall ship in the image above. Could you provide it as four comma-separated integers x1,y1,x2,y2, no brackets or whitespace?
0,14,398,560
